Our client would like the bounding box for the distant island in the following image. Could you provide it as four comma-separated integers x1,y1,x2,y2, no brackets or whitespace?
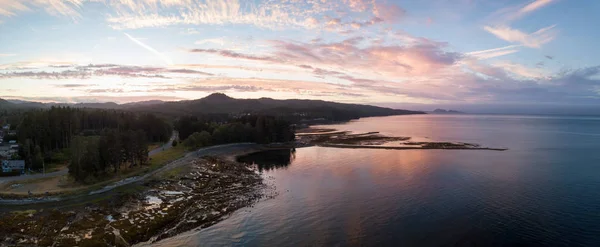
432,108,465,114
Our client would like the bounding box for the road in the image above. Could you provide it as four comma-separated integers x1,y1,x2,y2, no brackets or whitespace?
0,169,68,185
0,131,179,185
148,131,179,156
89,143,258,195
0,142,261,205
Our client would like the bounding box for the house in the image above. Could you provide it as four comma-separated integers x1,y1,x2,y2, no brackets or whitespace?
2,160,25,173
8,140,16,144
0,145,16,158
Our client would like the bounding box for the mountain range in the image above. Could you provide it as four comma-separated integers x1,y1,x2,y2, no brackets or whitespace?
0,93,425,121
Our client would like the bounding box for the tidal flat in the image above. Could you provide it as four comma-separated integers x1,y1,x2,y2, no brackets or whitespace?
296,128,507,151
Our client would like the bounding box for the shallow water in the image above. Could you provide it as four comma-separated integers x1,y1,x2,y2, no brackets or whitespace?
153,114,600,246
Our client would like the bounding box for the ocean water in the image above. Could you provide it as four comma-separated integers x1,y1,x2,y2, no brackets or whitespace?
153,114,600,246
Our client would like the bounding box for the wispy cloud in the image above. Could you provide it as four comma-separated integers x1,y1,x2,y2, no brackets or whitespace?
493,61,547,78
36,0,85,19
190,37,461,78
0,95,184,104
56,83,95,88
189,48,279,62
0,64,213,79
105,0,401,31
483,0,558,51
124,33,173,65
0,0,84,21
0,70,91,79
0,53,17,57
467,45,521,59
490,0,556,24
106,0,320,30
0,0,30,17
514,0,555,21
195,38,226,46
484,25,557,48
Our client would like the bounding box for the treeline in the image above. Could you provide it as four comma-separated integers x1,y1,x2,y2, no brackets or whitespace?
16,107,171,170
69,130,148,182
176,115,295,150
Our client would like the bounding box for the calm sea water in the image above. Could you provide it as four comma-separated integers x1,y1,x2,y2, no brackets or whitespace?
153,114,600,246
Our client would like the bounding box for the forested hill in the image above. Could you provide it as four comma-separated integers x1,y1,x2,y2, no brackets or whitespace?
131,93,425,121
1,94,425,122
0,99,14,109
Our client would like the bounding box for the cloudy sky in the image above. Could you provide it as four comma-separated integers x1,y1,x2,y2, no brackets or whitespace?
0,0,599,110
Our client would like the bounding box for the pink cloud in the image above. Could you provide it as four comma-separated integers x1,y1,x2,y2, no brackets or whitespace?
484,25,557,48
269,38,460,77
188,48,279,62
187,36,460,79
373,1,406,23
344,0,370,12
521,0,555,14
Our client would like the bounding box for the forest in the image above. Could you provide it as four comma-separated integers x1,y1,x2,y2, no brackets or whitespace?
177,115,295,150
7,106,296,183
15,107,172,182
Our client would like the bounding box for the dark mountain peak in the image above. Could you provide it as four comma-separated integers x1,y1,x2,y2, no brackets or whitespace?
0,98,14,108
202,93,233,101
0,98,9,104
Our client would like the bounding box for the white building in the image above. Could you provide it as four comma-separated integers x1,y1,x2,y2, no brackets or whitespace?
2,160,25,173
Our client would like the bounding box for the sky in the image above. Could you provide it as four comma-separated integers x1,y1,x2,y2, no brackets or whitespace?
1,0,600,112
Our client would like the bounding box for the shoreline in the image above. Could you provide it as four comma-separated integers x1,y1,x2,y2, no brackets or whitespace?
0,143,278,246
0,122,507,246
0,143,267,205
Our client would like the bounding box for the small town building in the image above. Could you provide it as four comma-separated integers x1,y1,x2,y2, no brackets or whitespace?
2,160,25,173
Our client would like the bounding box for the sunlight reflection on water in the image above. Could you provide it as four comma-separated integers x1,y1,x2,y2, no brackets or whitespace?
151,114,600,246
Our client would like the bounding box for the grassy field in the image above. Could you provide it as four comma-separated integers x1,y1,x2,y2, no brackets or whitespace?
149,145,187,169
147,142,163,152
0,145,189,197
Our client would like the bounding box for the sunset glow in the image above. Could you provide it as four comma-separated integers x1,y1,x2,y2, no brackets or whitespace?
1,0,599,108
